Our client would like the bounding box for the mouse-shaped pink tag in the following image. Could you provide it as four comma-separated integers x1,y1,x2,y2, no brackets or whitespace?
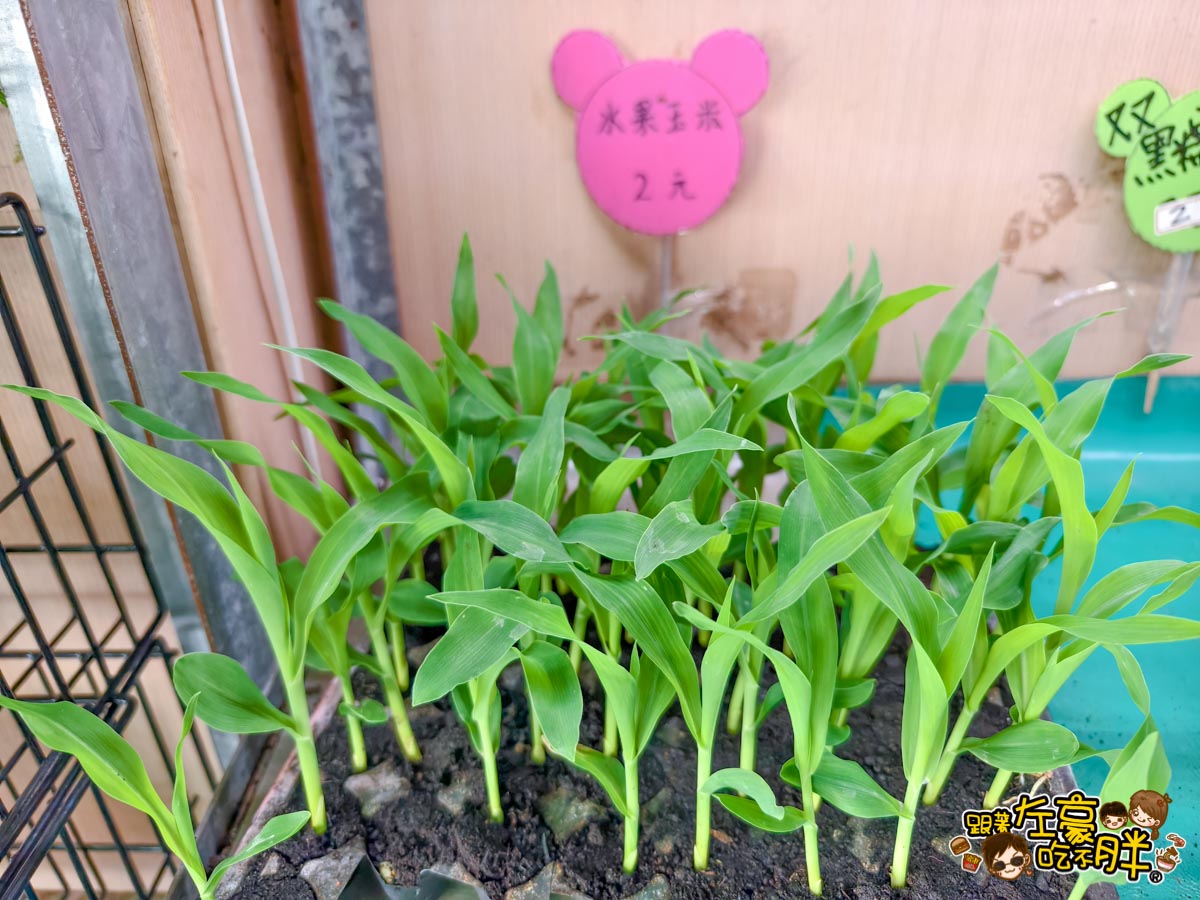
552,30,768,236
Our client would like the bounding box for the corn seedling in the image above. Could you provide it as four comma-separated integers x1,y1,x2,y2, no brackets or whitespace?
0,693,308,900
104,381,426,769
920,337,1197,808
14,235,1200,900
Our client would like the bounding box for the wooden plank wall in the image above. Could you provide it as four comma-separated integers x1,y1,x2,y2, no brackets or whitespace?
364,0,1200,382
126,0,333,557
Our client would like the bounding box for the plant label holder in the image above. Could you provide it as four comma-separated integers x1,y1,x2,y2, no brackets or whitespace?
552,29,769,303
1096,80,1200,411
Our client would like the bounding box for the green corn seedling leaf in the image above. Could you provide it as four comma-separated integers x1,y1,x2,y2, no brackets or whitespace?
318,299,447,431
292,480,431,668
800,440,938,650
985,395,1097,616
432,589,575,640
534,262,564,364
832,679,876,710
411,610,525,704
512,387,568,518
634,500,724,579
740,507,889,627
968,615,1200,711
0,694,179,848
560,511,650,562
520,640,582,760
900,643,947,783
565,744,630,817
1106,644,1151,716
714,795,809,833
436,326,516,419
386,579,448,626
338,699,389,725
834,390,929,452
1099,718,1170,807
172,695,201,872
937,549,993,694
733,299,875,429
172,653,297,735
806,753,902,818
451,233,478,350
205,811,311,894
919,265,996,410
507,282,556,415
452,500,573,564
962,316,1109,510
634,652,679,756
650,360,711,439
857,284,952,347
577,643,639,753
573,572,701,735
702,768,789,821
1113,502,1200,529
1076,560,1200,618
274,346,473,507
961,719,1080,772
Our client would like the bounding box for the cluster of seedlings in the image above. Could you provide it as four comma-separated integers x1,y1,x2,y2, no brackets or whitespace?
5,237,1199,899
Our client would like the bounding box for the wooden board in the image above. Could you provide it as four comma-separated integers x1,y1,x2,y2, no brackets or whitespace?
127,0,333,556
364,0,1200,381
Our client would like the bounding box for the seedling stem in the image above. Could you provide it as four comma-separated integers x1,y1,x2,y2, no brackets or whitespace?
285,676,327,835
693,743,713,869
889,780,922,888
623,758,640,872
984,768,1014,808
340,678,367,773
924,705,975,804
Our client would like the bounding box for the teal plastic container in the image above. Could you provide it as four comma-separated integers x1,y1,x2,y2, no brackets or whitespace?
934,376,1200,899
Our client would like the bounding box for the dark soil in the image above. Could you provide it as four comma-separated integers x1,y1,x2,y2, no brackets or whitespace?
224,635,1094,900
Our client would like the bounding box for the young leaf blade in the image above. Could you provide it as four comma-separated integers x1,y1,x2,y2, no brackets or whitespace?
172,653,297,735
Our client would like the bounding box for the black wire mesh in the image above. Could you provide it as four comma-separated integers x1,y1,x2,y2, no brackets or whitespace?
0,193,217,899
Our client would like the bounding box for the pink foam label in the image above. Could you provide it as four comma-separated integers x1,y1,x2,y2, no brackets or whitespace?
552,30,769,236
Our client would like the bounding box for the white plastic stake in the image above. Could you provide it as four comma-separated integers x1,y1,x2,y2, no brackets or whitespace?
1144,251,1194,413
660,234,674,308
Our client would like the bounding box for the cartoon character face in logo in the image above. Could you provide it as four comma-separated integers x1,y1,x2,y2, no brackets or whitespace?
552,30,768,236
981,831,1033,881
1129,789,1173,840
1095,80,1200,253
1099,800,1129,830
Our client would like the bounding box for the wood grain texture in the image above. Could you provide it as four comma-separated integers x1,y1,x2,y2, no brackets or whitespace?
128,0,332,556
364,0,1200,380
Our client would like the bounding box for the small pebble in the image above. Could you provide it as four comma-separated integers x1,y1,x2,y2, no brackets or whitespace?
538,786,606,842
299,836,366,900
504,861,561,899
437,777,477,816
344,760,411,818
378,861,398,885
624,874,669,899
258,852,286,879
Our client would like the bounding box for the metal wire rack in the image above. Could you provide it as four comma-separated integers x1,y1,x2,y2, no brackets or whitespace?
0,193,216,899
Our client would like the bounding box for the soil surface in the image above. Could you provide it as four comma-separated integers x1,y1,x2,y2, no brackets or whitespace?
222,630,1102,899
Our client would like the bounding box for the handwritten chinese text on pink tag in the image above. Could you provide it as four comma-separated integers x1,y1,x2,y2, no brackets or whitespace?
552,30,769,236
